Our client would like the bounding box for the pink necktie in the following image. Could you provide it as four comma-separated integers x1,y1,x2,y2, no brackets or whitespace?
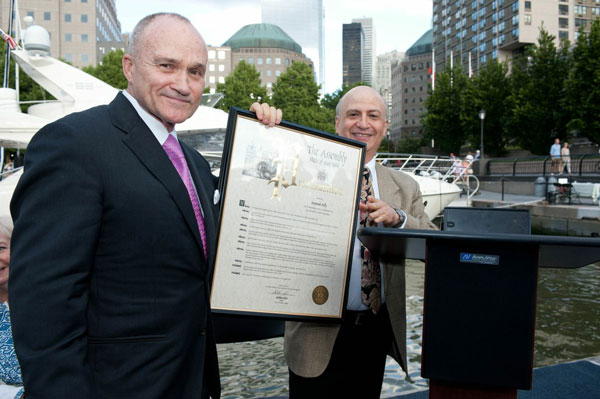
163,134,208,258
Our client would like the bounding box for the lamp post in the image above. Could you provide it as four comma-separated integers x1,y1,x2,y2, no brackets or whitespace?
478,109,486,159
386,131,391,153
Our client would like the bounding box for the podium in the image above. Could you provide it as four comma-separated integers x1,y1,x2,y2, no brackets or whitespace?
358,225,600,399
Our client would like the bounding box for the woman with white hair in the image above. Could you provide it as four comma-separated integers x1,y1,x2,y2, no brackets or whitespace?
0,216,24,399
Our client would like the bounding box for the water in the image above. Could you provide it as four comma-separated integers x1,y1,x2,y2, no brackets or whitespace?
217,260,600,398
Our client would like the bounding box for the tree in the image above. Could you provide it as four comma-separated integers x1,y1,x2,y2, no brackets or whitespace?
423,65,470,155
321,81,368,114
271,62,334,133
82,49,127,89
564,18,600,145
461,60,512,156
506,27,571,155
216,60,266,112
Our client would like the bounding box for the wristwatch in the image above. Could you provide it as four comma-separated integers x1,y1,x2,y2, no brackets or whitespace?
393,208,406,228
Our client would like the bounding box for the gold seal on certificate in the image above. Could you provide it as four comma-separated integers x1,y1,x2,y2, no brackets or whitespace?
312,285,329,305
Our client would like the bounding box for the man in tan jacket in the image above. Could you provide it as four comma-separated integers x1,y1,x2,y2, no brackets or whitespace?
284,86,437,398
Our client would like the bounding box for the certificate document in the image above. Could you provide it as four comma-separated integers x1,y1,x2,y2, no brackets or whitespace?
210,108,365,320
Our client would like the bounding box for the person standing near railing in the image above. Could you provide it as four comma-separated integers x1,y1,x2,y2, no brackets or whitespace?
550,138,562,174
561,142,571,175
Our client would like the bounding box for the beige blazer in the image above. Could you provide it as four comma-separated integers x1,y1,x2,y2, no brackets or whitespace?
284,163,437,377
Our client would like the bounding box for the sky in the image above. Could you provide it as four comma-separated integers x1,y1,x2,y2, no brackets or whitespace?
115,0,432,94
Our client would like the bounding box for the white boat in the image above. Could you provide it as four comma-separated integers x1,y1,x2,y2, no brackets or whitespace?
375,154,472,219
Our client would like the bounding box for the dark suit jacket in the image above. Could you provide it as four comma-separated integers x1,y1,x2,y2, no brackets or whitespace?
9,93,220,398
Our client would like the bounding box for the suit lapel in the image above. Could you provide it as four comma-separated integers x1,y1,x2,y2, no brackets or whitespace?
109,93,206,259
375,163,401,206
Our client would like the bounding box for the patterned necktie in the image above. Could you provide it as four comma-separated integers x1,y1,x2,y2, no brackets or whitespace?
163,134,208,258
360,167,381,314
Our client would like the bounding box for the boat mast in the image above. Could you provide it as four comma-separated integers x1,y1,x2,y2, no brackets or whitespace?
2,0,16,88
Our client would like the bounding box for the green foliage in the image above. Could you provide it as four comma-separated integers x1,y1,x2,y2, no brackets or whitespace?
396,138,424,154
321,81,368,113
0,41,55,112
82,49,127,89
216,61,267,112
422,65,470,155
564,18,600,144
505,27,571,154
271,62,335,133
461,60,512,156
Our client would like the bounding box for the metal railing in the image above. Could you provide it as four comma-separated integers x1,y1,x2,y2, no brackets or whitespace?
487,154,600,177
375,153,476,185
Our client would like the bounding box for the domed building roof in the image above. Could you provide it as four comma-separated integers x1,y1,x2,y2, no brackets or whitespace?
223,23,302,53
406,29,432,57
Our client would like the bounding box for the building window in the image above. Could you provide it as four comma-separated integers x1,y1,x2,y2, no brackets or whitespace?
512,14,519,25
81,34,88,43
559,5,568,15
275,58,281,65
81,0,88,2
218,76,225,84
524,1,531,11
209,76,215,83
559,18,568,29
44,12,51,21
81,14,88,23
209,64,215,72
574,5,587,15
65,0,71,2
266,58,272,64
276,70,281,76
523,14,531,25
218,64,225,72
575,18,587,27
285,58,290,66
248,57,254,64
208,50,216,59
65,13,71,22
257,58,263,65
266,70,272,77
559,31,568,40
81,53,88,63
26,11,34,18
267,82,272,89
592,7,600,16
218,51,225,60
65,33,72,42
64,53,72,62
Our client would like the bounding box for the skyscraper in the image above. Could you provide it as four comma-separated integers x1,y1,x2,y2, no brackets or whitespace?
342,22,363,86
352,17,375,86
1,0,123,67
432,0,600,75
261,0,324,89
391,30,432,141
375,50,404,121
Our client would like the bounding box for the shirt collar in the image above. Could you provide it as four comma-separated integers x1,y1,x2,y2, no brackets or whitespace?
122,90,176,145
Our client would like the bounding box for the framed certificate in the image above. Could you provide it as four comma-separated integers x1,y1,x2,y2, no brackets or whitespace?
210,107,365,321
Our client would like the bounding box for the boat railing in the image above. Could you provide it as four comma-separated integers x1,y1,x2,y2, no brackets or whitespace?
0,166,23,181
375,153,475,186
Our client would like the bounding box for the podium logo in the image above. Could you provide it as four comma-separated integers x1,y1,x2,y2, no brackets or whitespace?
460,252,500,265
